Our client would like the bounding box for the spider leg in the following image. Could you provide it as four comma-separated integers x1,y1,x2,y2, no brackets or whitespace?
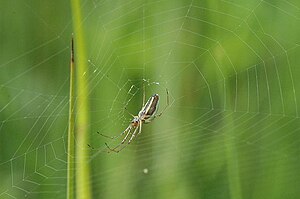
114,123,142,152
105,126,132,152
90,125,131,151
113,125,141,153
124,107,135,118
97,132,117,140
120,126,133,144
99,125,131,140
142,82,146,106
137,122,142,136
128,122,142,144
155,88,169,118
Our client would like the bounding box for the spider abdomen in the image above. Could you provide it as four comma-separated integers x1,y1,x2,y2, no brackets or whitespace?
139,94,159,123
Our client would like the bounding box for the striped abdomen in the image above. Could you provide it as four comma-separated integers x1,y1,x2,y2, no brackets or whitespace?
139,94,159,123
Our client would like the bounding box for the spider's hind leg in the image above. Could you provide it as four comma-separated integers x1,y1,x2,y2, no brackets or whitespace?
155,88,170,118
142,82,146,106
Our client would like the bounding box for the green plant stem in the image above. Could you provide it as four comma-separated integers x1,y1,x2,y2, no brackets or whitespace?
70,0,92,198
67,35,75,199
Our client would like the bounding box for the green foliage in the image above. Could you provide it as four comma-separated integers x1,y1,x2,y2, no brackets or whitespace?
1,1,300,199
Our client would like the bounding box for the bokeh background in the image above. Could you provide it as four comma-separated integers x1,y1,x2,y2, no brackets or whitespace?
1,0,300,198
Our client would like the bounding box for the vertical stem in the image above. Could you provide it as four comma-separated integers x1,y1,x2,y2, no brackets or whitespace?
70,0,92,198
67,35,75,199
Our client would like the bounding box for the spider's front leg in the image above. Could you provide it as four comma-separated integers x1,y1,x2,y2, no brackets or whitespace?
103,125,131,152
105,125,137,153
109,124,141,153
128,122,142,144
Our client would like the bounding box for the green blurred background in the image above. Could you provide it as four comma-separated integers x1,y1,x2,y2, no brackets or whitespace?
1,0,300,198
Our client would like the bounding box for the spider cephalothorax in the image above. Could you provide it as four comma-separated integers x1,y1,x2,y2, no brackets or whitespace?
131,117,140,127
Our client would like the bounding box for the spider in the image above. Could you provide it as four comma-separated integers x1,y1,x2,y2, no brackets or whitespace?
98,88,169,153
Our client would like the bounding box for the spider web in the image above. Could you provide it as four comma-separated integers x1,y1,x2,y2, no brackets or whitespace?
1,0,300,198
